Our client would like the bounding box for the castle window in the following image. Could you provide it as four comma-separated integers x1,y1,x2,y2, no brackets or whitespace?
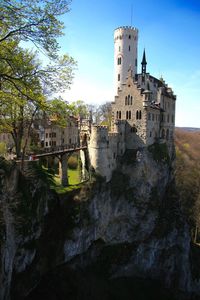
118,74,120,81
131,96,133,105
139,111,142,120
136,110,139,120
135,58,137,67
129,35,131,39
126,111,129,119
129,111,131,119
117,57,121,65
119,111,121,119
125,96,127,105
116,111,119,119
131,127,137,133
129,45,131,51
128,95,130,105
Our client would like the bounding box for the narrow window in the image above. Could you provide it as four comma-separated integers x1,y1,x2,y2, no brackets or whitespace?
116,111,119,119
117,57,121,65
118,74,120,81
148,113,151,120
129,35,131,39
126,111,128,119
139,111,142,120
119,111,121,119
46,142,48,146
125,96,127,105
129,111,131,119
129,45,131,51
135,58,137,67
136,110,139,120
46,133,48,138
131,96,133,105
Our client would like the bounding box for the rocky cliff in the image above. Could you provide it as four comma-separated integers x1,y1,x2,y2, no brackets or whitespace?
0,146,200,300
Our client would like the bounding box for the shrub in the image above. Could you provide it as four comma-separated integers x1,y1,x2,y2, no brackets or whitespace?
148,143,170,164
68,156,78,170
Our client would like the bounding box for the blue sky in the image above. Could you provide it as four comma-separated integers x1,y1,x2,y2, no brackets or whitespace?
58,0,200,127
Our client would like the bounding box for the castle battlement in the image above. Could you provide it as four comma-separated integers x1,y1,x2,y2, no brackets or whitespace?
114,26,138,32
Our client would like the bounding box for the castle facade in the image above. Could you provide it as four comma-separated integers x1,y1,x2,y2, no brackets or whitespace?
87,26,176,181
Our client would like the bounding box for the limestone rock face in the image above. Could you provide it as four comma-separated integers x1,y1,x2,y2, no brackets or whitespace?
0,150,199,299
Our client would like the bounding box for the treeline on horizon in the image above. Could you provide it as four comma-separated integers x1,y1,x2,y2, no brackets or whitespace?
175,128,200,242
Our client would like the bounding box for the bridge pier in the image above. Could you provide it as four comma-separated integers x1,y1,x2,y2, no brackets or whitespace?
80,149,90,181
59,153,68,187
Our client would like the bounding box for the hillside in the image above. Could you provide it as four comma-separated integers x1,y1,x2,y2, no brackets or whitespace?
175,128,200,241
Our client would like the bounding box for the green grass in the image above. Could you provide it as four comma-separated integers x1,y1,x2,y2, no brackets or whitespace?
51,168,83,194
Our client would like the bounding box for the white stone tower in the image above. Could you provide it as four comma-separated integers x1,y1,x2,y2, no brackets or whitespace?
114,26,138,95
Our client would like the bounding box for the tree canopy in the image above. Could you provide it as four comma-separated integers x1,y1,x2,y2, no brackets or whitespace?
0,0,76,158
0,0,71,57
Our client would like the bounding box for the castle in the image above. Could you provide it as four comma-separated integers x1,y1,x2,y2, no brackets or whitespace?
87,26,176,181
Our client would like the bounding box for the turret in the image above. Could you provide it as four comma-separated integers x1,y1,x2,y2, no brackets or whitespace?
114,26,138,95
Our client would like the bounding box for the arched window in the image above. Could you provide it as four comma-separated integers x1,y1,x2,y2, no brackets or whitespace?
119,111,121,119
131,126,137,133
117,57,121,65
125,96,127,105
139,111,142,120
128,95,130,105
136,110,139,120
129,111,131,119
130,96,133,105
126,111,128,119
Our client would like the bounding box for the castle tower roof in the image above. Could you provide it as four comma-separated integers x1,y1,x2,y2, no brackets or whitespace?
141,49,147,74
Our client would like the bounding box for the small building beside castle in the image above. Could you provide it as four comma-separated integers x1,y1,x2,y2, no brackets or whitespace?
87,26,176,181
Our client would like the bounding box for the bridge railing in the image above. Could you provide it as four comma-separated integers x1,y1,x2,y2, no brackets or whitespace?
43,142,87,153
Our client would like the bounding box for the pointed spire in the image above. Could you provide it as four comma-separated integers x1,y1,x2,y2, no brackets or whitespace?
141,49,147,74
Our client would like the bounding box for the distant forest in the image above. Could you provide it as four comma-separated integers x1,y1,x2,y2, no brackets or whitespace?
175,128,200,242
